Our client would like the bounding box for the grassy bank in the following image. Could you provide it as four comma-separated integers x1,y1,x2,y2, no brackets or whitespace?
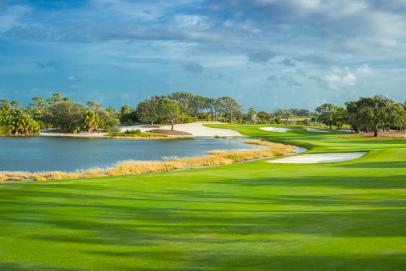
0,124,405,270
108,129,193,140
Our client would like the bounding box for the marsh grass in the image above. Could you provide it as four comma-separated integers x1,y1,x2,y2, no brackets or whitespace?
361,131,406,138
109,131,170,138
0,140,295,182
108,131,193,140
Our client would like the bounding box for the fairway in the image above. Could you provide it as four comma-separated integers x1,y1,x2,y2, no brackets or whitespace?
1,125,406,270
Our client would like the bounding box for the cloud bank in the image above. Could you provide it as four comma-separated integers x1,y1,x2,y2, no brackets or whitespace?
0,0,405,110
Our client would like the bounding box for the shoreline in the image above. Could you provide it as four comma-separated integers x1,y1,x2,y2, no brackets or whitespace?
0,139,297,182
39,132,108,138
40,132,194,140
38,122,243,140
120,122,243,137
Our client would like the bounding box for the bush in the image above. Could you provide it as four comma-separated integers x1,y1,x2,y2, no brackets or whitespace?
124,129,142,135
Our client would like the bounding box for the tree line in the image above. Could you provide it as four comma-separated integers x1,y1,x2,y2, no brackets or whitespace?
133,92,243,130
248,95,406,137
0,93,119,135
316,96,406,136
245,108,313,124
0,91,243,135
1,91,405,137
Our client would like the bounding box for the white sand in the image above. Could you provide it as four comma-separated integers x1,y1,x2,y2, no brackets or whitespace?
120,125,154,133
40,132,107,138
121,122,242,137
306,128,331,133
39,123,241,138
260,127,291,132
268,152,367,164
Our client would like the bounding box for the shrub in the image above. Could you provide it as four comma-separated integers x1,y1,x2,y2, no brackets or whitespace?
124,129,142,135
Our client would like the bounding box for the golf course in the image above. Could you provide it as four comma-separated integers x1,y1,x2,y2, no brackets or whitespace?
0,124,405,270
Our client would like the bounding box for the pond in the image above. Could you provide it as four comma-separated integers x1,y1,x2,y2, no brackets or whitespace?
0,137,261,172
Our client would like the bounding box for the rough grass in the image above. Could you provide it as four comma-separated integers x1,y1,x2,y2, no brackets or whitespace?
362,131,406,138
149,129,192,136
108,131,194,140
109,131,170,138
0,140,295,182
0,125,405,270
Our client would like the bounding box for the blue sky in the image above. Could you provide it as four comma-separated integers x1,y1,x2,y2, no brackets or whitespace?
1,0,406,110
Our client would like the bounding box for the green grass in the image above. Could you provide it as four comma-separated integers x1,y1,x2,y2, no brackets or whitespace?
109,130,170,138
0,124,406,270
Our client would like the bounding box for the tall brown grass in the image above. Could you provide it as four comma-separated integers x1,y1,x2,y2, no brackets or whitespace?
361,131,406,138
0,140,296,182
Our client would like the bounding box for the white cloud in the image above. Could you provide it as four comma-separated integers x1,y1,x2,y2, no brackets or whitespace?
256,0,368,18
356,64,374,76
0,5,30,33
322,67,356,90
68,75,76,81
240,20,262,33
246,0,406,58
91,0,165,22
174,15,210,30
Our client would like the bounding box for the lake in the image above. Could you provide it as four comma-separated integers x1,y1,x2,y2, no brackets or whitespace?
0,137,261,172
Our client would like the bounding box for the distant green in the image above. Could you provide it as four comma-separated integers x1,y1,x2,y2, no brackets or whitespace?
0,124,405,270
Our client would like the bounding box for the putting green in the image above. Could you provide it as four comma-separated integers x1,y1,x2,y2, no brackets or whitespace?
0,124,405,270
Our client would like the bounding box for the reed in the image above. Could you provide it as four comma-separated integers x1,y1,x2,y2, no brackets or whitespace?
0,140,295,182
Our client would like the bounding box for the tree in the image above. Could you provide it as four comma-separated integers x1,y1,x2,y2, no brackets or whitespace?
295,109,312,117
257,111,272,123
346,95,397,137
119,105,136,125
191,95,209,117
48,99,86,132
7,111,40,136
136,96,161,125
345,101,363,132
273,109,295,125
206,98,222,121
334,106,347,129
315,103,343,129
82,110,102,132
86,101,104,113
218,96,243,123
0,99,40,136
48,92,68,104
388,103,406,131
171,91,208,117
86,101,120,132
247,107,257,123
100,108,120,132
0,99,13,135
158,98,181,130
28,96,49,128
171,91,194,115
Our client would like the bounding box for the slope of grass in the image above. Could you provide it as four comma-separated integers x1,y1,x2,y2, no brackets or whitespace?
0,124,405,270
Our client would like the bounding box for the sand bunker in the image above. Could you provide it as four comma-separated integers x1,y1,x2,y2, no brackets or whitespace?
268,152,367,164
260,127,291,132
305,128,331,133
121,122,242,137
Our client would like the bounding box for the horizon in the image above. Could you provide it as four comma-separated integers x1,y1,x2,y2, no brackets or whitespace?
1,0,406,110
2,90,405,114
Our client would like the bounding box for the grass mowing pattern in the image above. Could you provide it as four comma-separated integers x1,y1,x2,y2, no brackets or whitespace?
0,124,406,270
